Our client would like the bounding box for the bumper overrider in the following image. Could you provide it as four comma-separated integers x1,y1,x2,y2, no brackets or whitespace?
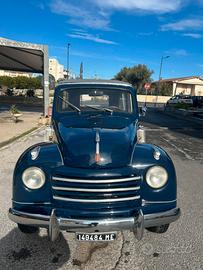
9,207,180,241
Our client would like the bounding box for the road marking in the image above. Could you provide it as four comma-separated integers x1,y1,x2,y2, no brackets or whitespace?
161,137,194,160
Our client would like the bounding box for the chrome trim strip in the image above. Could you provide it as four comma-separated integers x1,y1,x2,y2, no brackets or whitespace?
52,176,141,184
142,199,177,205
53,195,140,203
52,186,140,192
58,82,131,87
12,200,51,205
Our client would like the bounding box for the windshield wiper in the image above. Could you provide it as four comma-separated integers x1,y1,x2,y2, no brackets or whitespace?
84,105,113,114
58,96,81,113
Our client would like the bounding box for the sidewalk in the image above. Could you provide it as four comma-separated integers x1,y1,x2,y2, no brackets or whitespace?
0,110,41,147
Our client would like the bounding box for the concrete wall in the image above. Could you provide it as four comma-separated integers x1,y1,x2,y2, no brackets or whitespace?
0,96,43,106
137,95,171,104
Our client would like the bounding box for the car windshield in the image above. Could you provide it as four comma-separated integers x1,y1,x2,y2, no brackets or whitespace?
57,88,134,114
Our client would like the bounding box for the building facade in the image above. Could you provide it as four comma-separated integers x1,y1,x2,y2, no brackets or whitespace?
49,58,64,81
159,76,203,96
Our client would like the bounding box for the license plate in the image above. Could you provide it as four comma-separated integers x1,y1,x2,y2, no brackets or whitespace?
76,232,117,242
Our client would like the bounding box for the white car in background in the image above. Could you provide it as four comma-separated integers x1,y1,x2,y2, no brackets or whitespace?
167,95,193,105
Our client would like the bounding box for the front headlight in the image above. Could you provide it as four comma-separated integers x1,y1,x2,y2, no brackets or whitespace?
22,167,45,189
146,166,168,189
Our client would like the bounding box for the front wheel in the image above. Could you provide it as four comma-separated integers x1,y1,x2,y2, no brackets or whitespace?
146,224,169,234
18,224,39,234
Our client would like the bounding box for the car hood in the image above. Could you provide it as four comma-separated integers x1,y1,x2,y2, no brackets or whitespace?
54,115,137,168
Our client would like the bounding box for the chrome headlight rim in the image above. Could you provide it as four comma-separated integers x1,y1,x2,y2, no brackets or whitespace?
146,166,168,189
22,167,45,190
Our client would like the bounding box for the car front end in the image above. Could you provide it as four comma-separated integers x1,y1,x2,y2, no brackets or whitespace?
9,80,180,242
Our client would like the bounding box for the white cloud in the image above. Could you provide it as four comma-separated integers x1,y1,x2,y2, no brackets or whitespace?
161,19,203,31
91,0,183,13
50,0,111,30
166,49,188,56
72,50,137,64
138,32,154,36
67,31,117,45
174,49,188,56
182,33,203,38
50,45,137,63
50,0,186,32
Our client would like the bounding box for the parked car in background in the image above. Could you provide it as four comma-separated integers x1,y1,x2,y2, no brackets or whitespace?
191,96,203,108
167,95,193,106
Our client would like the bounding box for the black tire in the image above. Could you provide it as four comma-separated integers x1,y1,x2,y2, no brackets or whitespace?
146,224,169,234
18,224,39,234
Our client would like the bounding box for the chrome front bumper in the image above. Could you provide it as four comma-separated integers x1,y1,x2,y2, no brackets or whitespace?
9,208,180,241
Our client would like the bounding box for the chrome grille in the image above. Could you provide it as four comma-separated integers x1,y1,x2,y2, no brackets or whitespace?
52,176,140,183
51,175,141,203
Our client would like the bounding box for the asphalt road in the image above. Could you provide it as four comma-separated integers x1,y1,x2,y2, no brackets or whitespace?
0,109,202,270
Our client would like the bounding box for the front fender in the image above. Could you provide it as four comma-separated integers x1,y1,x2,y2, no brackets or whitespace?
12,142,63,204
131,143,177,208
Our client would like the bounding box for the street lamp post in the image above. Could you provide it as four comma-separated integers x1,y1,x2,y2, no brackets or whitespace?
67,43,71,79
158,55,170,94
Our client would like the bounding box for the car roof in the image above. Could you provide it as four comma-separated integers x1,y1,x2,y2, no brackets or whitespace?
57,79,132,88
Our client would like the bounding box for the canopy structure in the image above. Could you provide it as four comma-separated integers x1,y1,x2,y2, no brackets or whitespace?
0,37,49,116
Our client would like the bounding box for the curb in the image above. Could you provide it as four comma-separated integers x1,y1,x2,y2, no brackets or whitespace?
0,126,40,150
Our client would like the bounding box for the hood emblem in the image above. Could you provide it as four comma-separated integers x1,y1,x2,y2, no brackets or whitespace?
95,130,101,163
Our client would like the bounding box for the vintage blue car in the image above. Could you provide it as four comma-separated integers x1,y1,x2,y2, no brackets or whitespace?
9,80,180,242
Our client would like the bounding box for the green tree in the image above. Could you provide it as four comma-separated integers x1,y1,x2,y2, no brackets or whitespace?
151,81,173,96
114,67,130,82
32,77,41,88
114,64,153,93
0,76,15,88
0,75,42,89
15,76,29,89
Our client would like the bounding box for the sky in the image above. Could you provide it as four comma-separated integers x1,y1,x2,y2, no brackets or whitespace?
1,0,203,80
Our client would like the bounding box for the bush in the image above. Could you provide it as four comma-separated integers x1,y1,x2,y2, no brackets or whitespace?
174,103,191,110
26,89,35,97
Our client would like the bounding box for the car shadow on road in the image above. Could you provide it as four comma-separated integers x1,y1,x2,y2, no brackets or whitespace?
0,228,70,269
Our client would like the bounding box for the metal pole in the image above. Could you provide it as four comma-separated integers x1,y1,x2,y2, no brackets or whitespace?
157,56,164,95
155,55,170,107
67,43,70,79
159,56,164,82
43,45,49,116
158,55,170,95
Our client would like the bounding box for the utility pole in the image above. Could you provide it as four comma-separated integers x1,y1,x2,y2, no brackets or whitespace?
67,43,70,79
